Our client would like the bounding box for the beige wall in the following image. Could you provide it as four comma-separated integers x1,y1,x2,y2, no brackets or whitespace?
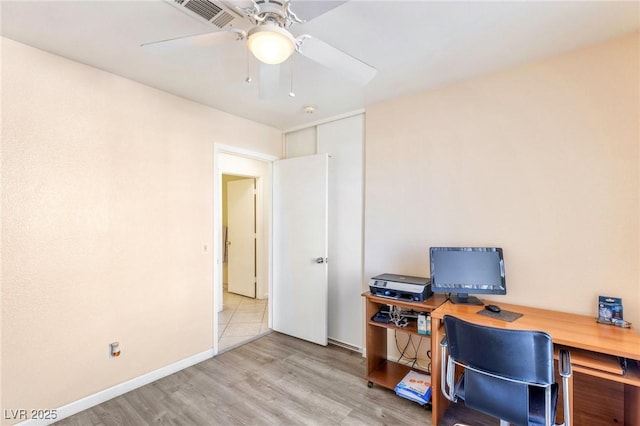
1,37,281,419
2,27,639,421
365,33,640,327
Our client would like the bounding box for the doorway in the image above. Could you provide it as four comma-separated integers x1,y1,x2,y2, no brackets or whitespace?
214,147,276,354
219,174,267,350
213,145,336,352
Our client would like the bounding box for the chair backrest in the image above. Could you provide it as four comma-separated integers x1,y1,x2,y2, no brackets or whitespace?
443,315,556,425
443,315,555,385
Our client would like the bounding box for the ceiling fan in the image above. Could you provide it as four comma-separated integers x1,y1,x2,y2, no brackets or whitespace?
142,0,377,97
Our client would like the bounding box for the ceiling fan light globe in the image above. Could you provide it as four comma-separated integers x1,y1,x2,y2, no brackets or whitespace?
247,25,295,65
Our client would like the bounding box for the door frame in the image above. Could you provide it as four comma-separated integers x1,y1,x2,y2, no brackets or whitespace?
213,143,278,355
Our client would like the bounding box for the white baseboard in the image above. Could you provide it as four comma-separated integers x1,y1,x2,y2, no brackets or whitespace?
18,349,214,426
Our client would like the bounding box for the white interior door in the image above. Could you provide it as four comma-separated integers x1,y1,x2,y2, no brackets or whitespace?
227,178,256,298
273,154,329,346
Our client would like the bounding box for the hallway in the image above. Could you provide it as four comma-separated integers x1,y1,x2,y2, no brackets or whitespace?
219,289,269,351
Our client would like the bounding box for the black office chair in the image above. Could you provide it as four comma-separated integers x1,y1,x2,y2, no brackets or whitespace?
440,315,572,426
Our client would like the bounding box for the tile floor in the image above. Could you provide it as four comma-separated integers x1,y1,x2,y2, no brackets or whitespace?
219,289,270,351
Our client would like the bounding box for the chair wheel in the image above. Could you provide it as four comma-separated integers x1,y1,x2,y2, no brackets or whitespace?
367,381,373,388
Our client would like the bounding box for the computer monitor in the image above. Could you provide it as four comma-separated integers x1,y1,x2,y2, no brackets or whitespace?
429,247,506,305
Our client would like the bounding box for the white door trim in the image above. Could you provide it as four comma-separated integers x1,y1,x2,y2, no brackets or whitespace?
212,144,278,355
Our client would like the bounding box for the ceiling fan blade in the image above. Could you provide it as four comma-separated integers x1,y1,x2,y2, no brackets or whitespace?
259,62,280,99
296,35,376,85
141,28,245,51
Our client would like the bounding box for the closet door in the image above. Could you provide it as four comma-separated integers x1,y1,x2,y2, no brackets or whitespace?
318,115,364,348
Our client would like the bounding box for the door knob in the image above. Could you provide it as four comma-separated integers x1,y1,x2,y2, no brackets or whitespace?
316,257,326,264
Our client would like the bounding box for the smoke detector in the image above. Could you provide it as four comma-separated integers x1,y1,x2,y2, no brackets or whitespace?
303,105,316,114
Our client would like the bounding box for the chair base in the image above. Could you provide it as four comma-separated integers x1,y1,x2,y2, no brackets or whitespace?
443,403,567,426
439,400,500,426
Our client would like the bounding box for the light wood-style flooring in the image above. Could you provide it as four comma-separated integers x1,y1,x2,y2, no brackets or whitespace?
55,332,432,425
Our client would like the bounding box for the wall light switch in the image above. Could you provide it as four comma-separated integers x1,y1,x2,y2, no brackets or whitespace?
110,342,121,357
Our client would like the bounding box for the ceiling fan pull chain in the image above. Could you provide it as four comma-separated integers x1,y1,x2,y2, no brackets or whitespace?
289,57,295,97
245,49,252,84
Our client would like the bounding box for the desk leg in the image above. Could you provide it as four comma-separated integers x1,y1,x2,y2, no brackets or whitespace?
555,358,573,425
568,367,574,425
431,317,448,425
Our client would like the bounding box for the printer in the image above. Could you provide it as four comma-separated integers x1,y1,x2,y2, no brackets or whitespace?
369,273,432,302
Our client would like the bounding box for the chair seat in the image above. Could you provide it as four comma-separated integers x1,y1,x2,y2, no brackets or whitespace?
454,373,559,426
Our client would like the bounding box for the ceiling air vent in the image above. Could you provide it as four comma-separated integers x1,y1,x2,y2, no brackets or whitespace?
212,11,234,28
172,0,240,29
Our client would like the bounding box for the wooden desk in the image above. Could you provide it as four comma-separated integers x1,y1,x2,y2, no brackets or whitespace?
430,301,640,426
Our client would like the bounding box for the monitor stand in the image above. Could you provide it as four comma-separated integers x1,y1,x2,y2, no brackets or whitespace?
450,294,483,305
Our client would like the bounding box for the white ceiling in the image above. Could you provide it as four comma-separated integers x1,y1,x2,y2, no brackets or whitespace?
2,0,638,130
